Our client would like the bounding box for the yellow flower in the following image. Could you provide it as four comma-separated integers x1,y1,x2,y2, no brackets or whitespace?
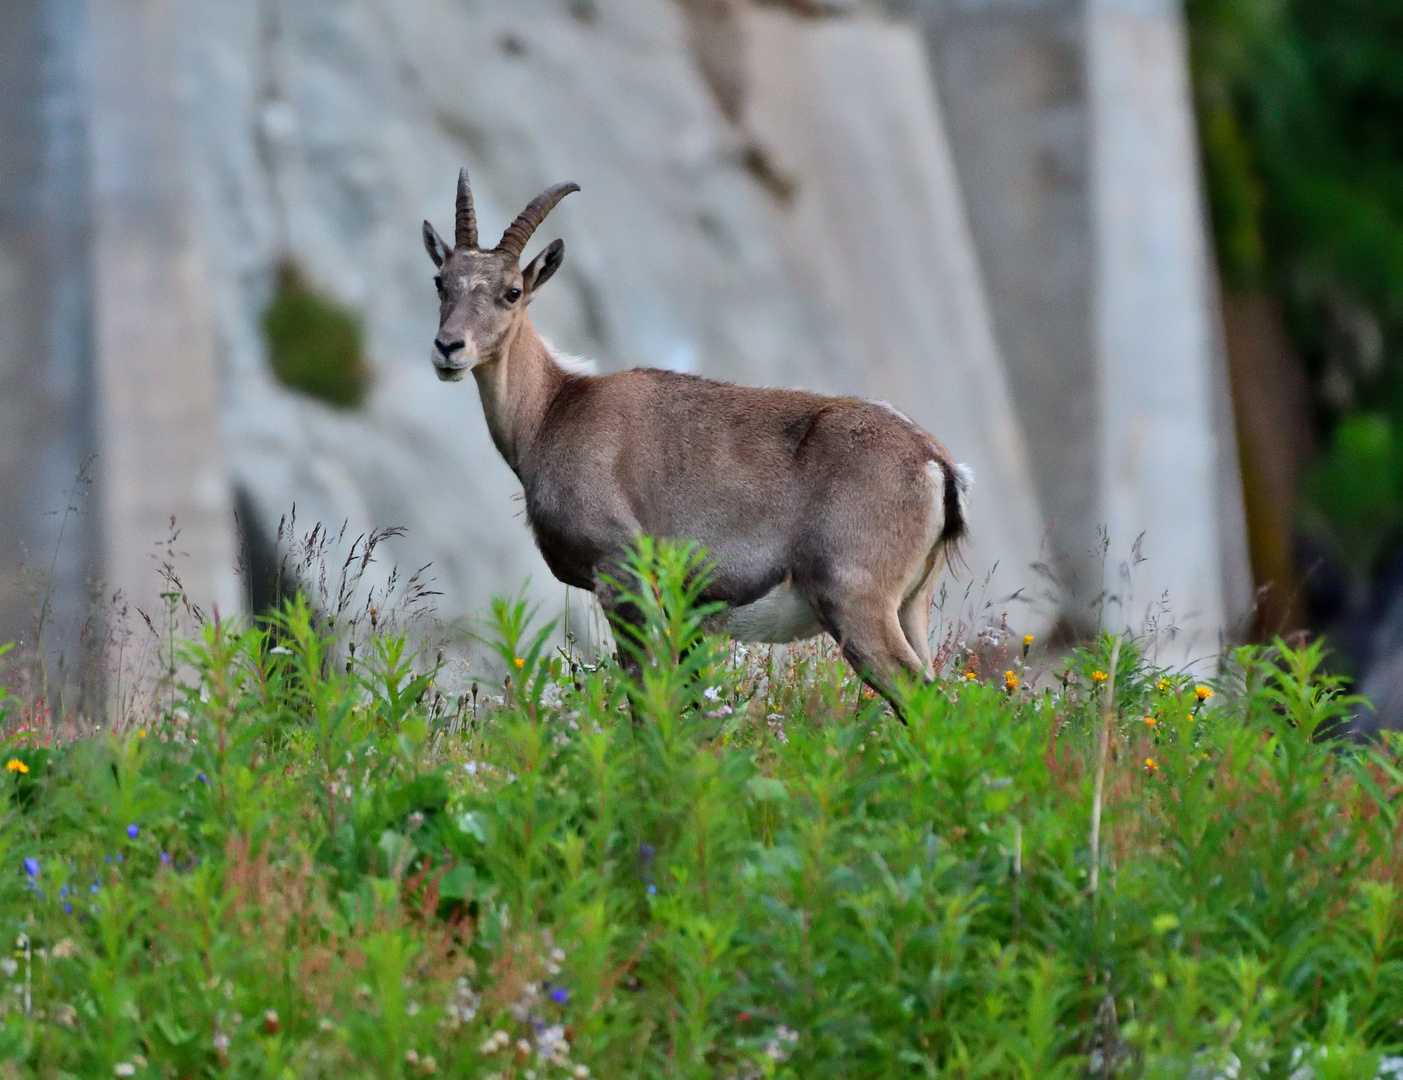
1143,716,1157,727
963,670,977,681
1195,686,1213,702
1090,670,1108,684
137,729,146,739
1004,670,1019,692
1144,757,1159,772
513,657,525,669
5,759,28,775
1157,678,1171,692
1023,634,1034,649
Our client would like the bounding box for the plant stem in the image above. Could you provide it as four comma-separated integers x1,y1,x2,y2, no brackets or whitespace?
1089,636,1121,899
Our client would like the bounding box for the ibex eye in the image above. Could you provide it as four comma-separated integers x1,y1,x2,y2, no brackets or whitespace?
434,275,444,295
505,286,522,303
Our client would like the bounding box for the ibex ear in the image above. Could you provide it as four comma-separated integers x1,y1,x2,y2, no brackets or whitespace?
522,239,565,298
422,221,450,267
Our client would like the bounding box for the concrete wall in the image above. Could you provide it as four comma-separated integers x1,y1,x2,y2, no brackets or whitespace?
89,0,239,708
901,0,1100,630
741,7,1049,628
1086,0,1252,658
0,0,98,704
901,0,1251,653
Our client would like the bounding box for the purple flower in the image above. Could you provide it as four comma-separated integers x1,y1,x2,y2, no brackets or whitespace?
159,851,171,864
62,903,72,915
23,858,39,877
126,824,139,840
550,987,570,1005
639,843,656,859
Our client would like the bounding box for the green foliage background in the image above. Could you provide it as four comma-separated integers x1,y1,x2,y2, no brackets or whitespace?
1187,0,1403,572
1,542,1400,1077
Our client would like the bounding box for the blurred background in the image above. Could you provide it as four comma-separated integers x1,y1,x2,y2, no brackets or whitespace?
0,0,1399,726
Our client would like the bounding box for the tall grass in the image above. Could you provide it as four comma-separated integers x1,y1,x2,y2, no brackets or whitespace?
0,541,1400,1078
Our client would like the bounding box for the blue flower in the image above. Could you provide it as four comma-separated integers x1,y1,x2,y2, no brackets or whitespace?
23,858,38,877
126,824,139,840
551,987,570,1005
647,884,657,895
89,883,99,894
62,903,72,915
639,843,656,858
59,885,68,897
198,773,209,785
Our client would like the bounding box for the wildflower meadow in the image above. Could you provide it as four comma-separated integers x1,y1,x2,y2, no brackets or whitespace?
1,541,1402,1078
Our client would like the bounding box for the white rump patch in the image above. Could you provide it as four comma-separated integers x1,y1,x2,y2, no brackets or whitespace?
923,460,948,546
715,578,822,644
541,336,598,376
954,463,973,518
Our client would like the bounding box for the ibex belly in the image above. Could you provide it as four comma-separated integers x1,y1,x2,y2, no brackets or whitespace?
713,578,822,644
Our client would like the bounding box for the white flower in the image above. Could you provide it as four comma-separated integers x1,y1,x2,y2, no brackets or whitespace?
114,1065,136,1077
703,685,721,702
0,960,16,979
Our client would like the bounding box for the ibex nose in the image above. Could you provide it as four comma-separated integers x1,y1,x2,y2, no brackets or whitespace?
435,337,465,358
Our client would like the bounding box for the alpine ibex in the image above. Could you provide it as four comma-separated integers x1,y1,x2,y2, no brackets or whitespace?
423,168,970,706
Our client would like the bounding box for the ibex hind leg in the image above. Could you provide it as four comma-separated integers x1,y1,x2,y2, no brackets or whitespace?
819,597,929,722
898,543,951,679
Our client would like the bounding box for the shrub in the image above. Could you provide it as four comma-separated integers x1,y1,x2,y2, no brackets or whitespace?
263,261,370,409
0,541,1400,1077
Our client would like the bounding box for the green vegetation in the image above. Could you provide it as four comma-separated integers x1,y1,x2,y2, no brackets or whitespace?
1187,0,1403,570
263,261,371,410
1,540,1401,1077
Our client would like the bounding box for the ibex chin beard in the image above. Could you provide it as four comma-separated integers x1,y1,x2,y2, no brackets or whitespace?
432,359,470,382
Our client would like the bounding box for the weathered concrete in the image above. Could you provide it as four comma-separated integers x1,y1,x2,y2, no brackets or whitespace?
741,7,1050,630
898,0,1101,629
89,0,240,658
896,0,1251,651
1087,0,1251,659
0,0,98,701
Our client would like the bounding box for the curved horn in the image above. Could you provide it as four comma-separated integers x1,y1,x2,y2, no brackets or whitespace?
496,182,580,257
455,166,478,250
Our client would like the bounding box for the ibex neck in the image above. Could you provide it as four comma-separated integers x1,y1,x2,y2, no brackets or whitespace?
473,315,568,478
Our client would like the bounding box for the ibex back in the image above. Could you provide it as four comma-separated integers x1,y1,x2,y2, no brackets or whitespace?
423,168,970,709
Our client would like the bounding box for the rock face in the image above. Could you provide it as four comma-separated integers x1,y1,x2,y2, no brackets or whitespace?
1086,0,1252,660
180,0,1050,643
738,7,1047,626
0,0,98,695
901,0,1251,659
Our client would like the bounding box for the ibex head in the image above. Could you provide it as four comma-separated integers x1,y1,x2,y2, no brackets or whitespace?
422,167,579,381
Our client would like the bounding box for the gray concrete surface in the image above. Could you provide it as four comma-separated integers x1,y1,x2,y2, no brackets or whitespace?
742,7,1050,630
1087,0,1251,661
0,0,99,704
89,0,240,701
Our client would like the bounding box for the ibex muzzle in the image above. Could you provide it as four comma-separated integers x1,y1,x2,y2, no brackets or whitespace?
423,167,971,713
